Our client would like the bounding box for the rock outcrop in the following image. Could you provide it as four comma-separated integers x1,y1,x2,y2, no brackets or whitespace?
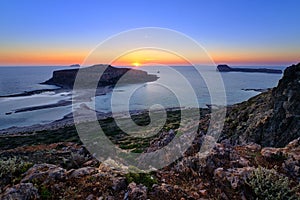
1,137,300,199
221,63,300,147
42,64,158,89
158,137,300,199
217,64,282,74
1,183,39,200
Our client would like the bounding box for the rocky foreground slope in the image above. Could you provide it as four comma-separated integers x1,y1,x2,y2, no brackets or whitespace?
0,63,299,199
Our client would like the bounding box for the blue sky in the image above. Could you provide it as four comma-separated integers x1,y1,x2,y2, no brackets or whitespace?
0,0,299,65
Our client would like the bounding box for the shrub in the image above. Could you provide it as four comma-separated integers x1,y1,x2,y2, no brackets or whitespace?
0,157,33,178
71,151,89,168
125,172,157,188
125,166,157,188
40,185,51,199
0,157,33,192
247,166,299,200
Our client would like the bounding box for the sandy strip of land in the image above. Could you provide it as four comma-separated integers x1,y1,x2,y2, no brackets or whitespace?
0,107,185,136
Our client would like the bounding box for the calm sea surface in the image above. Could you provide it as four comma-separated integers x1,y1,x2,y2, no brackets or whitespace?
0,66,285,130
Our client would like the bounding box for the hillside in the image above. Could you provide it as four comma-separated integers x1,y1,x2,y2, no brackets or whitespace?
221,63,300,147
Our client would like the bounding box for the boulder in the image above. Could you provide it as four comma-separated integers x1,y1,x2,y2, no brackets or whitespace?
21,163,66,184
0,183,39,200
127,182,147,200
68,167,98,178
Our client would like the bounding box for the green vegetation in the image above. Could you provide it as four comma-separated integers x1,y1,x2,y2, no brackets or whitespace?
125,172,157,188
40,185,52,199
0,126,81,150
0,157,33,192
125,166,157,188
0,157,33,178
0,109,200,153
247,166,300,200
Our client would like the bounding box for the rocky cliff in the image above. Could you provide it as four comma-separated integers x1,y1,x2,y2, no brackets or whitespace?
42,64,158,89
221,63,300,147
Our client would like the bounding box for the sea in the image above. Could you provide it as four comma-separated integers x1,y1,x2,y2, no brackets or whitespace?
0,65,285,130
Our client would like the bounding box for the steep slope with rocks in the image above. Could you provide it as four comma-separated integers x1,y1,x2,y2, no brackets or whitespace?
221,63,300,147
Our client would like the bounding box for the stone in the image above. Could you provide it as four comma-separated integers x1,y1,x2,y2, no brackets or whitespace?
127,182,147,200
199,189,207,196
86,194,94,200
68,167,98,178
21,163,66,184
0,183,39,200
112,177,127,192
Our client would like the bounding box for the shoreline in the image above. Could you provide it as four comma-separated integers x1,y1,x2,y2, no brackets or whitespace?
0,106,197,136
2,86,113,116
0,88,62,98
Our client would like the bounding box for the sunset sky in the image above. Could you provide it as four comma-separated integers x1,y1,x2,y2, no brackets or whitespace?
0,0,299,66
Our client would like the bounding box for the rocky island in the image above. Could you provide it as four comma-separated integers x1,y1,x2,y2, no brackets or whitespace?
42,64,159,89
217,64,282,74
1,65,159,114
69,64,80,68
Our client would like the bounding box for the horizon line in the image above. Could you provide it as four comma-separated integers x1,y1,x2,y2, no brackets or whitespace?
0,62,297,67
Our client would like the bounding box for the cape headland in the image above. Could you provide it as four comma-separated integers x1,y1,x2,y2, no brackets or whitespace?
217,64,282,74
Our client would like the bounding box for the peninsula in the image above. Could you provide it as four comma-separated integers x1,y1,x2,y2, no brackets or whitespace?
217,64,282,74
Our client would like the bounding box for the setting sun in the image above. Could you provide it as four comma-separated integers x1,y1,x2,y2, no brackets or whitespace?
132,62,141,67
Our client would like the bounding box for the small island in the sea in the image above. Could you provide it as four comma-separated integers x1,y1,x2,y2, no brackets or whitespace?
42,64,158,89
69,64,80,68
217,64,282,74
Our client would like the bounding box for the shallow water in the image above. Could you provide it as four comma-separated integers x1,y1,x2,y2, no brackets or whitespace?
0,65,284,130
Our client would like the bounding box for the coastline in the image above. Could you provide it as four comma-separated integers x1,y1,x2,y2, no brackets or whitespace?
0,84,268,135
0,106,193,136
0,64,281,135
0,88,61,98
1,85,113,117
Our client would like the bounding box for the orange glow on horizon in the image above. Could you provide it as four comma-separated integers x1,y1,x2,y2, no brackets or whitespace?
111,49,192,66
0,48,87,66
0,48,298,66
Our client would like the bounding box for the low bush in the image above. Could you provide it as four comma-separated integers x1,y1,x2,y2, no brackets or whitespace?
125,166,157,188
247,166,299,200
0,157,33,178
